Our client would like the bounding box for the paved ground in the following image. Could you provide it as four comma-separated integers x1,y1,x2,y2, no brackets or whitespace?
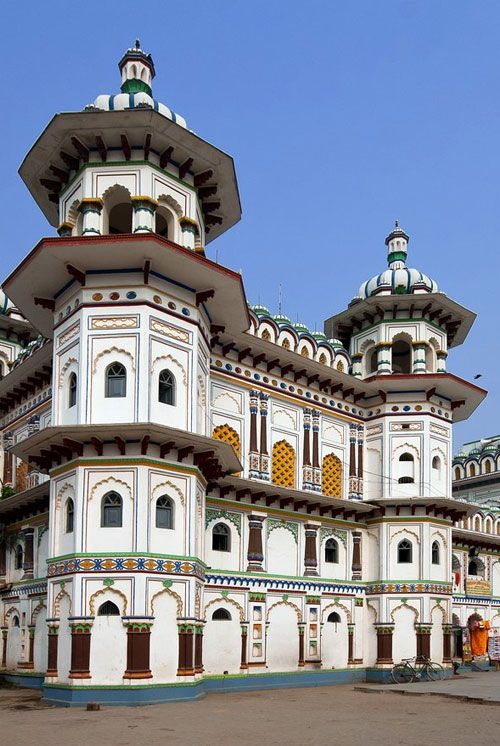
1,677,500,746
357,670,500,703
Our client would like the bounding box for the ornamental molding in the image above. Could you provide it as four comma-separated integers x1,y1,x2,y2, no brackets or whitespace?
267,519,299,543
390,601,419,622
430,423,449,437
92,346,136,374
431,529,448,549
4,606,21,625
390,527,421,545
91,316,139,330
89,476,133,502
48,556,205,580
204,595,245,622
430,602,447,623
205,508,242,536
58,357,78,390
319,527,347,548
266,598,302,623
57,322,80,348
156,193,183,217
55,481,75,509
150,317,190,343
30,601,46,625
321,600,352,624
89,587,128,616
53,587,72,617
151,352,187,386
366,600,378,622
390,422,423,431
151,479,185,506
150,586,184,617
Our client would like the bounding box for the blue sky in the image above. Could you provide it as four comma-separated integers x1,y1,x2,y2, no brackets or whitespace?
2,0,499,447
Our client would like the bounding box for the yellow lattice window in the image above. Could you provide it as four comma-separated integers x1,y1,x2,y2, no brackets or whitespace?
322,453,342,497
212,423,241,457
319,353,327,365
281,338,290,349
272,440,296,488
16,461,28,493
336,360,344,373
300,346,309,358
261,328,271,341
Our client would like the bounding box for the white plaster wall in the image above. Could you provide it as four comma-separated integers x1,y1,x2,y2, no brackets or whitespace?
430,606,444,663
364,606,378,667
148,471,187,556
389,529,420,581
57,595,72,683
34,607,48,673
6,620,21,669
36,530,49,578
267,528,297,576
492,561,500,597
90,615,127,684
319,537,346,579
205,521,240,572
392,606,417,663
89,337,137,424
149,338,189,430
150,592,178,682
85,471,134,554
203,605,241,675
321,611,349,669
266,604,299,671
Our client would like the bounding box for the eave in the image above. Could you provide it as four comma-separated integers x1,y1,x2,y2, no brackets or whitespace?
370,496,477,521
0,340,52,415
0,482,49,522
452,527,500,551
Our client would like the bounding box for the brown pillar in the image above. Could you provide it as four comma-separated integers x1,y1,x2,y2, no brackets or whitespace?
22,528,34,580
259,393,269,477
415,624,432,661
46,622,59,677
303,409,311,466
312,411,319,468
69,620,92,679
247,514,265,572
298,624,305,667
443,624,452,663
351,531,362,581
304,523,319,576
375,624,394,664
357,426,363,477
348,624,355,664
28,626,35,669
124,621,153,679
1,627,7,668
177,623,196,676
194,625,204,674
2,447,13,485
249,390,260,477
349,428,356,478
240,625,248,669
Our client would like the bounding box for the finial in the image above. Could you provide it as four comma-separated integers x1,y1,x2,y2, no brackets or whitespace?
395,219,399,228
135,38,141,49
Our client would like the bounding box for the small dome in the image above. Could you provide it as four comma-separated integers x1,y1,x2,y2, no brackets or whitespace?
468,447,481,457
312,331,327,341
454,450,467,462
327,338,344,347
293,322,309,334
252,304,271,317
273,313,291,325
482,443,498,453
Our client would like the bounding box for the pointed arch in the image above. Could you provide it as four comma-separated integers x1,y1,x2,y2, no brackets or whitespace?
150,586,183,617
271,440,296,488
53,587,72,617
266,598,302,623
212,423,241,457
322,453,343,497
203,596,245,622
321,600,352,624
89,587,128,616
390,602,419,623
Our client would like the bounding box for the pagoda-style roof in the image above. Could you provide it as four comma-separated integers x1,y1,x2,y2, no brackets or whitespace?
452,526,500,551
0,481,49,522
369,496,477,522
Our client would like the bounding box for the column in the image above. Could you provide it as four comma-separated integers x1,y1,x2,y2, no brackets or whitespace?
179,216,198,250
247,513,265,572
57,222,73,237
27,626,35,669
0,539,6,581
351,353,363,378
69,619,93,679
375,623,394,664
177,622,196,676
79,198,103,235
131,196,158,233
348,624,355,664
1,627,7,669
303,522,319,577
376,343,391,375
302,408,313,489
442,623,452,663
312,410,321,491
22,528,34,580
259,393,270,480
412,341,427,374
298,624,305,667
46,620,59,678
437,350,447,373
348,425,357,498
240,624,248,670
357,425,364,497
415,623,432,661
194,624,204,674
351,531,362,581
248,390,260,478
2,431,13,485
124,620,153,679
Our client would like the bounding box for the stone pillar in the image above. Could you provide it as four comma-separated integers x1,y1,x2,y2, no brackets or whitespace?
46,620,59,677
240,624,248,670
375,623,394,664
302,408,313,489
248,390,260,478
357,425,364,497
124,620,153,679
22,528,34,580
351,531,362,581
177,622,196,676
69,619,93,679
27,626,35,669
377,343,391,375
412,342,427,374
312,410,321,491
0,539,6,581
79,198,103,236
1,627,7,668
348,425,357,498
348,624,355,664
298,624,305,667
259,393,270,479
304,522,319,577
194,624,204,674
437,350,447,373
351,353,363,378
57,222,73,237
247,513,265,572
443,623,452,663
132,196,158,234
2,432,13,485
179,216,198,251
415,623,432,661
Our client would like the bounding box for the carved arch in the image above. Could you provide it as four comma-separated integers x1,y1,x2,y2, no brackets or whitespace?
151,353,187,386
53,587,72,617
89,587,128,616
92,346,136,374
321,601,352,624
89,476,133,502
67,199,81,227
430,603,447,624
31,602,47,625
366,601,378,623
55,481,75,510
150,586,183,617
58,357,78,390
266,598,302,623
204,595,245,622
157,193,183,217
431,529,448,549
4,606,21,625
390,602,419,622
151,479,185,507
390,527,421,545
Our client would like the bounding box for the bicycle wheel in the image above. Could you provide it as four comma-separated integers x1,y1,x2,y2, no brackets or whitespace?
423,662,445,681
391,663,415,684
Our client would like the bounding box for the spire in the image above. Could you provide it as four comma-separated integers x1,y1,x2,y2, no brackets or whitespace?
385,220,409,269
118,41,155,97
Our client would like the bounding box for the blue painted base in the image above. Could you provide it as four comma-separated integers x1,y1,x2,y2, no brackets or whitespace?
2,672,45,689
38,669,366,707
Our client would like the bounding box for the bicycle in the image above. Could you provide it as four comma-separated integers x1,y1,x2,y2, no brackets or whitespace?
390,656,445,684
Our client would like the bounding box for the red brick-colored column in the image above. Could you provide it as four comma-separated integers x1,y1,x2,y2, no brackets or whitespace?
240,625,248,669
247,514,265,572
298,624,305,667
194,625,204,674
348,624,355,664
375,624,394,664
351,531,362,581
1,627,7,668
443,624,452,663
304,523,319,576
22,528,34,580
69,620,93,679
259,393,269,477
415,624,432,662
177,623,196,676
249,390,260,477
124,621,153,679
46,621,59,677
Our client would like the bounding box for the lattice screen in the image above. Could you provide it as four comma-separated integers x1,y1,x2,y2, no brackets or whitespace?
322,453,342,497
272,440,296,488
212,423,241,457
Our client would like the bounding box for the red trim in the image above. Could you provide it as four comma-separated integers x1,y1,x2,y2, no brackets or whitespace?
364,372,487,395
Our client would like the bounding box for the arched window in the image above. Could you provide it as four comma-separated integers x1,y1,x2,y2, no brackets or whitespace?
68,372,77,408
281,337,291,349
454,467,461,481
319,352,327,365
485,461,492,474
432,456,441,472
156,496,174,529
397,539,413,563
14,544,23,570
474,515,481,532
12,615,20,627
158,369,175,405
468,463,476,477
66,498,74,533
97,601,120,616
368,348,378,374
431,540,440,565
101,491,123,528
155,206,172,237
212,523,230,552
327,611,341,623
398,451,415,484
324,538,339,564
392,339,412,374
105,362,126,398
398,476,414,484
468,558,484,577
261,328,271,341
212,608,231,620
400,452,414,462
108,202,132,234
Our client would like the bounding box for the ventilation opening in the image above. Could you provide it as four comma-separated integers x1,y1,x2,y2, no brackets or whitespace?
97,601,120,616
392,340,411,374
109,203,132,234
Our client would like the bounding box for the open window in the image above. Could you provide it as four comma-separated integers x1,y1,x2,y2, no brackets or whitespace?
101,491,123,528
158,369,175,405
397,539,413,563
98,601,120,616
68,372,77,408
324,538,339,564
66,498,74,533
398,452,415,484
212,608,231,620
431,540,440,565
212,523,230,552
392,338,412,374
105,362,127,398
156,495,174,529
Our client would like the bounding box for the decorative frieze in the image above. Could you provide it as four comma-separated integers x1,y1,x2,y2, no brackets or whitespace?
91,316,139,329
150,317,190,342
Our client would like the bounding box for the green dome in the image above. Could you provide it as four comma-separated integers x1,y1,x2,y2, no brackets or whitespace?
293,322,309,334
252,304,271,317
273,314,291,325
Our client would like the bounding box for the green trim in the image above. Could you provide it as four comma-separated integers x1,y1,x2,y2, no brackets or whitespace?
50,456,204,480
367,516,452,527
47,551,206,565
368,579,452,586
207,567,364,585
120,79,152,97
387,251,407,264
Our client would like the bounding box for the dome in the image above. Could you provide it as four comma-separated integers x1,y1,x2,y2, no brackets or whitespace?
355,222,439,300
293,322,309,334
86,41,187,129
312,331,327,341
273,313,291,325
251,304,271,317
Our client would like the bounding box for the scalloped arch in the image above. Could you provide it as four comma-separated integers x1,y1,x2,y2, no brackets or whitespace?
151,479,185,507
266,598,302,623
58,357,78,390
204,595,245,622
150,586,183,617
89,475,133,502
151,353,187,385
157,193,183,217
390,602,419,622
92,346,135,374
89,587,128,616
390,527,421,545
321,600,352,624
31,602,47,625
53,587,72,617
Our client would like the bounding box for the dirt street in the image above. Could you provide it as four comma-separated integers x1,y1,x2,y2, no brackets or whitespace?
1,683,499,746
